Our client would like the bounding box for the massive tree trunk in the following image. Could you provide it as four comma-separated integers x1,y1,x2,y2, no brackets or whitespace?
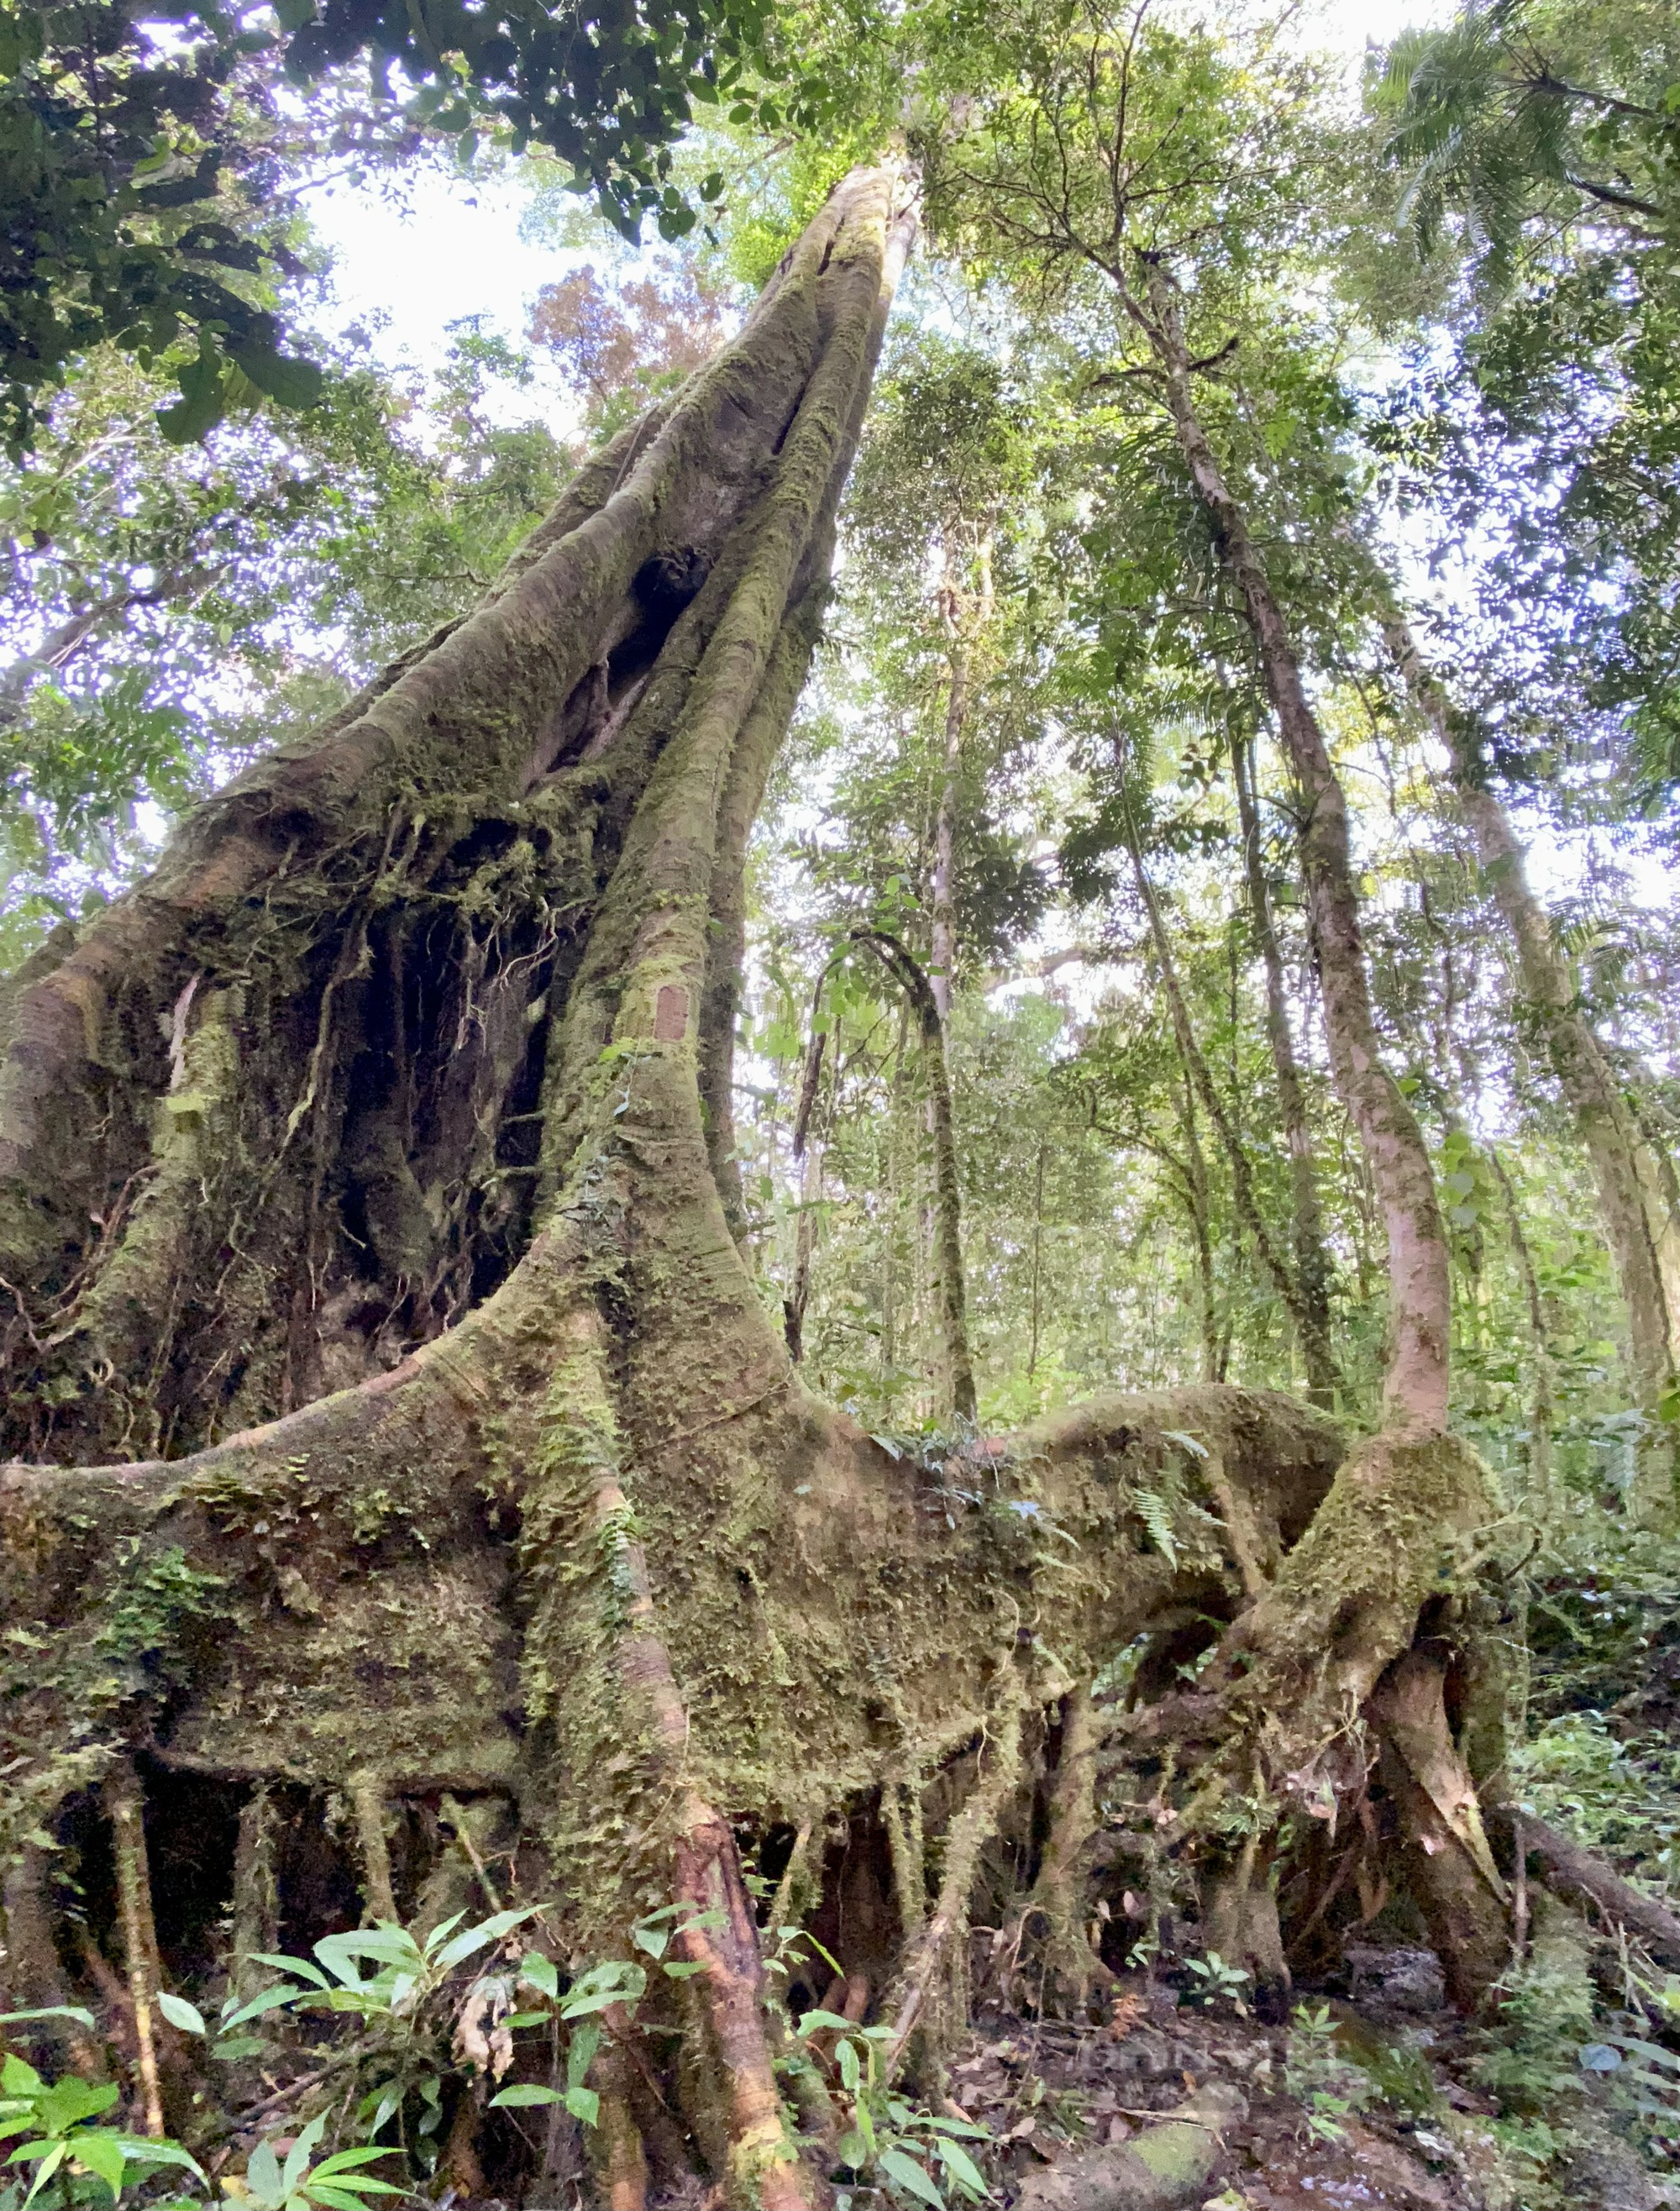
1383,607,1680,1499
0,168,1358,2197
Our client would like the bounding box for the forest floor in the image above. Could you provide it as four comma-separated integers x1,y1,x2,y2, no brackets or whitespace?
946,1941,1612,2211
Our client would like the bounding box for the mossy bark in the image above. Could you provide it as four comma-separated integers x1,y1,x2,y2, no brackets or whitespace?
0,161,1379,2191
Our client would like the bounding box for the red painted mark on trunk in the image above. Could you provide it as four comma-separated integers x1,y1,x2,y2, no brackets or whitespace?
654,985,688,1042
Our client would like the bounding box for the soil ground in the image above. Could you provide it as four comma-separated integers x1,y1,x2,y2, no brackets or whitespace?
948,1943,1525,2211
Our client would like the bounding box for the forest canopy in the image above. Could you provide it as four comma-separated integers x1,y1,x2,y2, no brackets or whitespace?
2,3,1680,2209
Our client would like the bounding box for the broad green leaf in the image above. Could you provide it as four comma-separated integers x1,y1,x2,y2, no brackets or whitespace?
222,1987,308,2031
156,344,227,445
489,2085,564,2109
932,2135,990,2199
68,2133,125,2201
432,1905,538,1974
119,2140,207,2180
228,343,324,412
564,2086,600,2127
246,1952,332,1990
20,2140,67,2208
281,2110,328,2196
517,1952,559,2002
157,1993,205,2035
567,2020,601,2092
878,2148,945,2208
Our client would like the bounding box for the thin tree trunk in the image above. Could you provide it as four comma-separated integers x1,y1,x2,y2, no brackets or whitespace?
1383,605,1680,1476
1125,260,1509,2002
1230,723,1337,1403
1485,1144,1555,1520
1136,263,1450,1431
1123,815,1339,1400
928,533,991,1021
853,930,977,1422
1172,1071,1222,1386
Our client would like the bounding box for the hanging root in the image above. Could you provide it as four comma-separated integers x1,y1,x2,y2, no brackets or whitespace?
105,1762,165,2138
1014,1686,1112,2016
885,1692,1026,2086
349,1771,398,1925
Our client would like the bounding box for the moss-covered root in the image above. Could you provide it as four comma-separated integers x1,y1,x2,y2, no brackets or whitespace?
1224,1427,1499,1799
105,1762,165,2137
1200,1830,1289,1999
885,1691,1026,2083
1019,1686,1112,2015
1372,1644,1510,2012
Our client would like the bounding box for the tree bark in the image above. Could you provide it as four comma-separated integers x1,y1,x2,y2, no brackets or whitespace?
1135,260,1451,1432
1123,817,1339,1402
1229,724,1337,1404
853,930,978,1422
1383,606,1680,1485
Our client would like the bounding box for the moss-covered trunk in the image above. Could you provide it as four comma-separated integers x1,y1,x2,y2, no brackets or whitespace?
0,167,1370,2198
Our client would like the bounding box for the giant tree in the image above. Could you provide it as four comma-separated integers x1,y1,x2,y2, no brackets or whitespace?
927,0,1515,1997
0,164,1354,2203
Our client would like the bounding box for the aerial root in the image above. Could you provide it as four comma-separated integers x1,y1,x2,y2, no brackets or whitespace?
1012,1685,1112,2016
1369,1643,1510,2012
349,1769,398,1925
885,1694,1026,2086
105,1761,166,2137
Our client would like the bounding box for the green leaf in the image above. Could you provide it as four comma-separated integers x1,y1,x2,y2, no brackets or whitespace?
246,1952,332,1990
564,2086,600,2127
0,2009,95,2032
222,1986,309,2031
307,2186,407,2211
796,2009,855,2037
68,2134,125,2201
281,2111,328,2197
878,2148,945,2208
157,1993,205,2035
421,1914,467,1959
20,2138,66,2208
517,1952,559,2002
489,2086,564,2109
837,2039,860,2093
310,2149,403,2177
228,342,324,412
114,2137,202,2180
567,2020,601,2093
931,2135,990,2199
157,344,228,444
431,1905,538,1974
